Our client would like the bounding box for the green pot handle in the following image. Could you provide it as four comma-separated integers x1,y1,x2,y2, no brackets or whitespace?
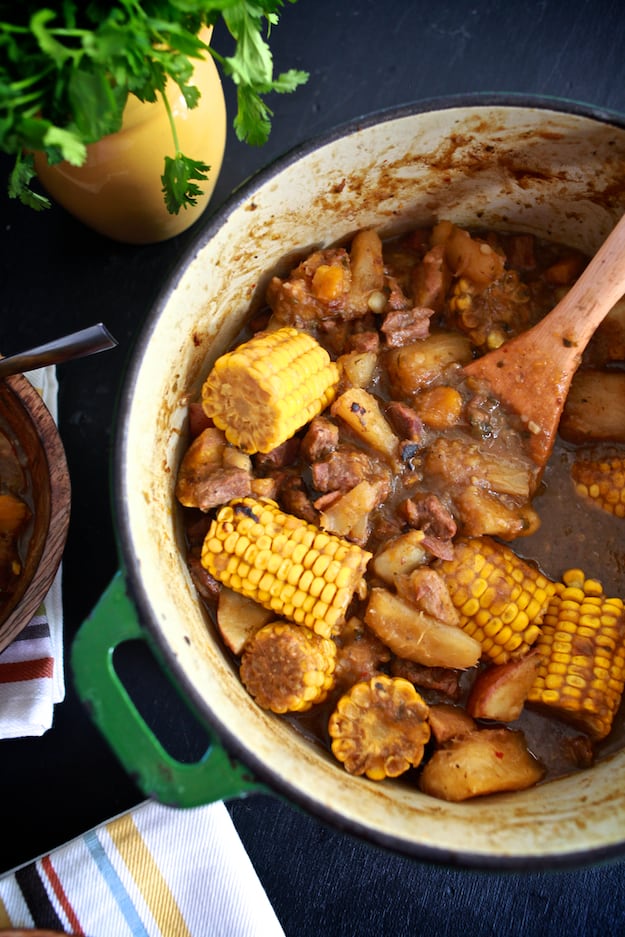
70,570,264,807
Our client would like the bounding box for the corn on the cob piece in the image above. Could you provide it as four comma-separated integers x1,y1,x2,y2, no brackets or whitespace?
201,497,371,638
435,536,556,665
240,621,336,713
571,456,625,518
328,675,430,780
527,569,625,740
201,326,340,454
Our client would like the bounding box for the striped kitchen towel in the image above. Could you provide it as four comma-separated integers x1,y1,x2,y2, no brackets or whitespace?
0,799,285,937
0,367,65,738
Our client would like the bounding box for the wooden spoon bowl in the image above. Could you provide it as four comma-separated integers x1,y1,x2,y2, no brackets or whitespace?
463,212,625,468
0,372,71,652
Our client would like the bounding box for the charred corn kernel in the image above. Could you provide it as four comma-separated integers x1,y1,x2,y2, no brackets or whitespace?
328,675,430,780
436,536,556,665
240,621,336,713
571,456,625,518
202,497,371,638
528,569,625,740
201,327,339,454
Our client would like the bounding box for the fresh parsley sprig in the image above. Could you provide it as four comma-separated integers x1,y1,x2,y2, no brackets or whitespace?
0,1,308,215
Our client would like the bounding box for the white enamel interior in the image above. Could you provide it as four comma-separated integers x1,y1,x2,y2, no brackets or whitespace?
119,103,625,865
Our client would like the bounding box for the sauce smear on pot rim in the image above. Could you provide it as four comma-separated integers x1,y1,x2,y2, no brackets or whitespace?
176,220,625,801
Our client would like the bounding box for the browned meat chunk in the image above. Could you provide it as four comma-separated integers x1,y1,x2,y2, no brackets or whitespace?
187,551,221,602
401,493,457,540
254,437,300,471
192,467,252,512
381,306,434,347
301,416,339,461
333,617,392,691
390,658,462,700
278,473,318,524
348,330,380,354
312,446,389,494
412,244,450,312
385,401,424,442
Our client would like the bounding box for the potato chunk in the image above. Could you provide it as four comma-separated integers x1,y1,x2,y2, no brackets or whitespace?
331,387,400,464
418,727,544,801
364,587,481,669
371,530,428,585
427,702,476,744
217,587,274,654
466,650,541,723
559,370,625,444
386,332,472,396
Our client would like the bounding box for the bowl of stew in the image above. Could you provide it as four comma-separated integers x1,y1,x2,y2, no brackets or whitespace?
0,371,70,651
73,95,625,868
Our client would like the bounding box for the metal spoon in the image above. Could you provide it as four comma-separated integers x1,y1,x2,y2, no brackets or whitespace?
0,323,118,378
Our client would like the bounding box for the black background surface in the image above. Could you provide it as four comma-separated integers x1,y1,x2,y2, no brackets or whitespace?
3,2,625,934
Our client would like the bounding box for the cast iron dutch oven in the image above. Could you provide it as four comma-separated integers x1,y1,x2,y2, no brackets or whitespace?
71,95,625,870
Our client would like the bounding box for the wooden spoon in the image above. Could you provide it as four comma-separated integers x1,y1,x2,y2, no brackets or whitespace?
463,213,625,467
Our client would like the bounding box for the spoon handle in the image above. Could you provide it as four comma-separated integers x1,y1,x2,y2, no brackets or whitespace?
0,323,118,378
531,209,625,352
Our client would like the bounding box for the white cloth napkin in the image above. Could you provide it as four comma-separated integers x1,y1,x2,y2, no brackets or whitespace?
0,366,65,738
0,798,285,937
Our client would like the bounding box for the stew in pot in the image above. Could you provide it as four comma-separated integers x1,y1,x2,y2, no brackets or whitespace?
176,220,625,802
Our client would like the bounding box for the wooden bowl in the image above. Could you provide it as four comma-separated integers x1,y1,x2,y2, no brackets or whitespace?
0,372,70,652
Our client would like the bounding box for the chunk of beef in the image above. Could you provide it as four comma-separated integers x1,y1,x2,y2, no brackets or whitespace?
187,550,221,603
385,401,424,442
400,493,457,560
401,493,457,540
254,436,300,471
390,657,462,701
191,467,252,512
312,446,388,494
279,473,318,524
348,330,380,354
412,244,451,312
381,306,434,347
333,617,392,691
301,416,340,462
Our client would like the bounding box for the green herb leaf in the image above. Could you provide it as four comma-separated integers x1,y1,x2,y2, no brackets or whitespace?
43,125,86,165
161,152,210,214
8,151,50,210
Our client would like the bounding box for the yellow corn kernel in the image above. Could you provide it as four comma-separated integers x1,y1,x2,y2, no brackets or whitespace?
328,675,430,780
571,456,625,518
528,570,625,740
436,536,556,664
240,621,336,713
201,326,339,454
202,497,371,638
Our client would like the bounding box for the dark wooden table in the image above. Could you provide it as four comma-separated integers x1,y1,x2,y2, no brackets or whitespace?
3,2,625,934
